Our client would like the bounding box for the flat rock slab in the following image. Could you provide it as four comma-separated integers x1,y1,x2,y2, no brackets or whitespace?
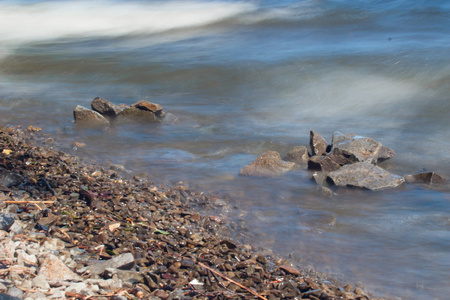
327,162,405,191
86,253,135,275
239,151,295,177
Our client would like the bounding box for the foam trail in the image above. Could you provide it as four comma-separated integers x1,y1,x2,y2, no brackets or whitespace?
0,0,254,45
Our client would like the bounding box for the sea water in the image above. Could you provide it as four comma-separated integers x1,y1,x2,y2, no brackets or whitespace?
0,1,449,299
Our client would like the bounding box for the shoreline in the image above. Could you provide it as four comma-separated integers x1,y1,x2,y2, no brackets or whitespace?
0,125,383,300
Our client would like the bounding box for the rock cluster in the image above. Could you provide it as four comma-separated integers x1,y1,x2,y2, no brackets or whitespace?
240,131,447,192
73,98,165,127
0,125,380,299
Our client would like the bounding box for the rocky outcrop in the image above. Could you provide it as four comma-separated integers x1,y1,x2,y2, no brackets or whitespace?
327,162,405,191
239,151,296,177
74,98,165,127
73,105,110,127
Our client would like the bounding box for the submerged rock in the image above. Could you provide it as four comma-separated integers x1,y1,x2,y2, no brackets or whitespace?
309,131,329,156
284,146,309,165
327,162,405,190
91,97,123,118
239,151,296,177
404,172,447,185
329,135,395,165
73,105,110,127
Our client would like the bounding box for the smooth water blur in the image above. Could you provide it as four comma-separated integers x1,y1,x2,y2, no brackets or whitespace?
0,1,449,299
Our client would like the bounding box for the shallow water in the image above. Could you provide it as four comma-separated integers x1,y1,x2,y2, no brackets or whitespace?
1,1,449,299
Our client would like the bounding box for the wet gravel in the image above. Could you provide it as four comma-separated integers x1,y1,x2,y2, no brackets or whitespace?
0,125,383,300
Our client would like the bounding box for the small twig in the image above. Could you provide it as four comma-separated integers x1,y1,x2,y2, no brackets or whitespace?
4,200,55,204
198,262,267,300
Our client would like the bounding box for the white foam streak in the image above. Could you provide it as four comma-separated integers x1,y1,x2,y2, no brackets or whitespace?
0,0,254,45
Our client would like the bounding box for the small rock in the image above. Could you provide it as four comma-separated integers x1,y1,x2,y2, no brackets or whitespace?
308,155,340,172
327,162,405,191
6,287,23,299
116,107,161,124
38,254,82,282
31,275,51,290
284,146,309,165
73,105,110,127
316,186,334,198
329,135,395,165
0,168,24,188
131,100,164,116
65,282,94,296
279,265,301,275
312,171,328,186
310,131,329,156
404,172,447,185
87,253,135,275
91,97,123,118
0,213,15,231
103,268,144,284
239,151,296,177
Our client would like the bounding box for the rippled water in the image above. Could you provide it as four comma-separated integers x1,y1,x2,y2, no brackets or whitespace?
1,1,449,299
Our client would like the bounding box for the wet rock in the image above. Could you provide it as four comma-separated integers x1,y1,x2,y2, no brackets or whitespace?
327,162,405,190
310,131,329,156
116,107,161,124
404,172,447,185
0,213,15,231
131,100,165,117
284,146,309,165
316,186,334,198
86,253,135,275
0,168,24,188
38,254,82,282
73,105,110,127
91,97,123,118
330,135,395,165
239,151,295,177
308,155,340,172
312,172,328,186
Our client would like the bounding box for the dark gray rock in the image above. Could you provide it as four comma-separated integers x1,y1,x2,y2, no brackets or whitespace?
116,107,162,124
308,155,340,172
404,172,447,185
327,162,405,190
0,213,15,231
91,97,123,118
87,253,135,275
309,131,329,156
284,146,309,165
103,268,144,283
329,136,395,165
0,168,24,188
73,105,110,127
239,151,296,177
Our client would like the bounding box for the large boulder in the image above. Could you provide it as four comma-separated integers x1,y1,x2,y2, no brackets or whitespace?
327,162,405,191
284,146,309,165
239,151,296,177
73,105,110,127
309,131,329,156
329,135,395,165
91,97,123,118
